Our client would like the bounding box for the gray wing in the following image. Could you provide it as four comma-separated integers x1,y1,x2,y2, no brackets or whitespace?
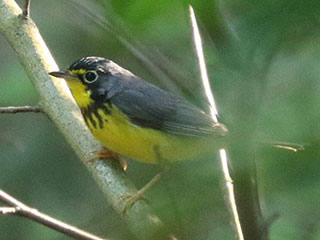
110,80,227,137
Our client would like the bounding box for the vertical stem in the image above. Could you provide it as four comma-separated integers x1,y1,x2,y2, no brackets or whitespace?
189,5,244,240
230,142,268,240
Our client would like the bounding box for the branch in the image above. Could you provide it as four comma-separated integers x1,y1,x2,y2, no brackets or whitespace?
190,6,269,240
0,1,164,239
189,6,244,240
190,4,268,239
0,105,43,113
0,189,106,240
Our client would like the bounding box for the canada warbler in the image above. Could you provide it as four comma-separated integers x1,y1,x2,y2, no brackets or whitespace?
49,57,228,164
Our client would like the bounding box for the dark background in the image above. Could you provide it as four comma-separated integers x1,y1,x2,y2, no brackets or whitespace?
1,0,320,239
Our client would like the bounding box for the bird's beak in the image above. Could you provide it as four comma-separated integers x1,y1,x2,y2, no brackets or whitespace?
49,70,78,81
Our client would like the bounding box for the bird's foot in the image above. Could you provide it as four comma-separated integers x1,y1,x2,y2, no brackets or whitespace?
122,189,149,213
121,173,161,212
88,149,127,171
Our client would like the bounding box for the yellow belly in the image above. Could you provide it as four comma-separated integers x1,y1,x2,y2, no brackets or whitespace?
85,104,214,164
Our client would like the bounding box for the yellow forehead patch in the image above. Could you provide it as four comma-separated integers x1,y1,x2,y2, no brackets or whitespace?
70,69,86,75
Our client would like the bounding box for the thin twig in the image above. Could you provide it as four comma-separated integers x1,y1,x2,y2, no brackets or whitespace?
189,6,244,240
0,189,106,240
0,106,43,113
189,6,218,122
0,207,18,214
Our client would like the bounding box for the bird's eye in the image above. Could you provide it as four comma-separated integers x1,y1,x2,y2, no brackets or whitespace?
83,71,98,83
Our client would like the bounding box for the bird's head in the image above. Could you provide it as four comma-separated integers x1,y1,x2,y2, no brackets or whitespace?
49,56,130,106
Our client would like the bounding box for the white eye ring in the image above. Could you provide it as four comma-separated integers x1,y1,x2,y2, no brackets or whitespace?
83,70,98,83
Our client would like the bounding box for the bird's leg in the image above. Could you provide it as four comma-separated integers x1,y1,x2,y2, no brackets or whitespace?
122,173,161,212
91,149,120,159
88,148,127,171
19,0,31,19
121,145,167,212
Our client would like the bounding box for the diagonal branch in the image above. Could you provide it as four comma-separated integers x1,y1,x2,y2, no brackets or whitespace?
0,189,106,240
0,1,164,239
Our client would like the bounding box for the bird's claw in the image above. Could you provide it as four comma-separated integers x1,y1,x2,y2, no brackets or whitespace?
88,149,127,171
121,190,149,213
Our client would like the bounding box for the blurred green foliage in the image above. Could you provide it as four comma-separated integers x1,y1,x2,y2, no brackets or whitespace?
1,0,320,239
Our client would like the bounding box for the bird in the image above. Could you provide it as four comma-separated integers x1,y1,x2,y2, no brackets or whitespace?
49,56,228,165
49,57,304,210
